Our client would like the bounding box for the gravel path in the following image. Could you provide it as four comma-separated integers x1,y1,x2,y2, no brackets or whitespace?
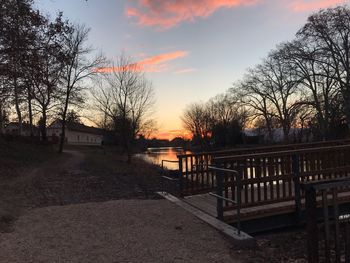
0,199,238,263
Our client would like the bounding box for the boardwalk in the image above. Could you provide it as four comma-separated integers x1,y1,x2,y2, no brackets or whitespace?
162,140,350,233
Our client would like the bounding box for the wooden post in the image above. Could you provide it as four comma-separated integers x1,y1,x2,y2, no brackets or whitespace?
216,161,224,221
292,154,302,222
345,222,350,263
305,187,319,263
178,156,183,197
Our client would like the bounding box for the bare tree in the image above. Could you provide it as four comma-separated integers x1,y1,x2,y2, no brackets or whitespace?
232,69,276,142
298,6,350,129
181,102,211,149
279,39,341,140
29,14,69,140
207,94,246,146
0,0,42,135
92,55,156,162
58,24,105,153
260,50,301,142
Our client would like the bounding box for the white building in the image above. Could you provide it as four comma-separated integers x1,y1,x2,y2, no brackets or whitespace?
47,120,103,146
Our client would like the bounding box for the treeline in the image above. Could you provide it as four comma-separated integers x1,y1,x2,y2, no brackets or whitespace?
0,0,104,152
183,6,350,148
0,0,156,159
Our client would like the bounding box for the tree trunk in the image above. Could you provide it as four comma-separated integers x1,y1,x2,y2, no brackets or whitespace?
13,77,22,136
58,118,66,153
41,109,47,141
344,93,350,134
58,90,70,153
27,86,33,137
282,124,290,143
0,101,4,135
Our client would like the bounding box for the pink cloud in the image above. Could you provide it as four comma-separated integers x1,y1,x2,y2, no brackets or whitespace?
95,51,188,73
125,0,261,29
174,68,197,74
289,0,345,12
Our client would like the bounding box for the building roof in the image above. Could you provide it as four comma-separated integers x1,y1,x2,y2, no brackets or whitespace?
49,120,103,135
6,122,39,131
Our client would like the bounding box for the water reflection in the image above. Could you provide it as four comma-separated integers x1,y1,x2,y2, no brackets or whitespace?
136,147,191,170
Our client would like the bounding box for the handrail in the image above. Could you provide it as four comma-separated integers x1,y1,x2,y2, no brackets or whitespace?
300,177,350,191
214,144,350,161
177,139,350,158
208,165,242,235
208,166,239,175
209,192,237,204
161,176,179,181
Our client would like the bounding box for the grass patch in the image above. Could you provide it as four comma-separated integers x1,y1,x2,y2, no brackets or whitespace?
0,139,56,178
0,143,163,233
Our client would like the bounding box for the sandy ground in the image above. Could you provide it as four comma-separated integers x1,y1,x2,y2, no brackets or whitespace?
0,199,238,263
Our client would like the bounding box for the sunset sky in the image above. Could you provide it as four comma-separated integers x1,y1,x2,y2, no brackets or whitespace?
36,0,349,140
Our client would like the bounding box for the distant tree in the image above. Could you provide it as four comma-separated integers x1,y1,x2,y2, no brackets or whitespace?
66,110,81,123
181,102,211,149
207,94,246,147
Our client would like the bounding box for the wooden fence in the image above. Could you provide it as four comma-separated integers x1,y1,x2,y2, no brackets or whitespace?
177,139,350,196
301,178,350,263
213,144,350,214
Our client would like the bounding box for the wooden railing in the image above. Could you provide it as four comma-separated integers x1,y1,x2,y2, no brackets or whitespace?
214,144,350,213
177,139,350,196
301,178,350,263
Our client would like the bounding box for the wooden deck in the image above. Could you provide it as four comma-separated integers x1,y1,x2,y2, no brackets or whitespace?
170,141,350,233
184,189,350,227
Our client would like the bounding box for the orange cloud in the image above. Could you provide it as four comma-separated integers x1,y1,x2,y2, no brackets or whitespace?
126,0,261,29
95,50,188,73
289,0,345,12
174,68,197,74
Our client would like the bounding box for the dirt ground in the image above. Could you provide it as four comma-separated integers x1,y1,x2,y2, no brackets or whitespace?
0,146,163,233
0,200,239,263
0,145,310,262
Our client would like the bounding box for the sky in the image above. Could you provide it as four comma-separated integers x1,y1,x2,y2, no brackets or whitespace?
35,0,349,139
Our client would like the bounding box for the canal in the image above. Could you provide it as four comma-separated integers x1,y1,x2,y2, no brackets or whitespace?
136,147,191,170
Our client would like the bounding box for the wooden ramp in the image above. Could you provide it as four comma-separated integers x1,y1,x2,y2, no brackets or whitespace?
157,192,255,245
183,190,350,233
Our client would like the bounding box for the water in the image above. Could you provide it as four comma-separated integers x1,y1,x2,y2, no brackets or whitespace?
136,147,191,170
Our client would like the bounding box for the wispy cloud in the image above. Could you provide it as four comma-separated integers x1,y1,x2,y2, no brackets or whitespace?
125,0,348,30
125,0,260,30
174,68,197,74
95,51,188,73
289,0,346,12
